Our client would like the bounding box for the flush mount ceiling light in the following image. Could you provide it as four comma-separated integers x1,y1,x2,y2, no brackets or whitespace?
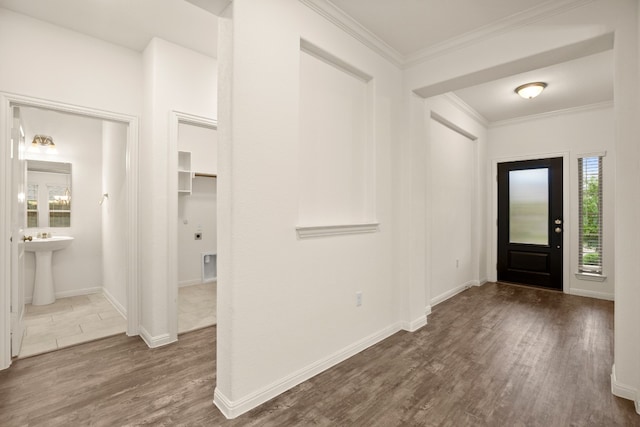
515,82,547,99
32,134,55,147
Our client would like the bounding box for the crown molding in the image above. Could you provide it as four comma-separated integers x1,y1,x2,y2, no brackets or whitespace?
489,100,614,128
300,0,597,70
443,93,489,127
403,0,597,68
299,0,404,67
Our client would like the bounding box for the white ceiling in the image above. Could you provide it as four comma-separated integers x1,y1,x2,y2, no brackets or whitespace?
330,0,555,56
453,50,614,123
0,0,613,123
0,0,219,58
328,0,614,122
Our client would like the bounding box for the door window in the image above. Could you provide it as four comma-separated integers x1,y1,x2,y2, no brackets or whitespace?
508,168,549,245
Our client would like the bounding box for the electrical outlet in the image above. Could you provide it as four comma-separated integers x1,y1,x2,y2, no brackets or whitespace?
356,291,362,307
195,232,202,240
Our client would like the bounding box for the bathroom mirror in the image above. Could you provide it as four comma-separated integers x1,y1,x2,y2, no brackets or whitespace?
26,160,72,228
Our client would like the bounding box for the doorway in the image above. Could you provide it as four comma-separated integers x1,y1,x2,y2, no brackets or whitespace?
168,111,218,339
0,93,139,369
497,157,563,289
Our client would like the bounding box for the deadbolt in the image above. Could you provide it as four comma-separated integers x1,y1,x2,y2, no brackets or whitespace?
555,219,562,225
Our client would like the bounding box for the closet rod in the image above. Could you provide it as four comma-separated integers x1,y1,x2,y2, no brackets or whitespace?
194,172,217,178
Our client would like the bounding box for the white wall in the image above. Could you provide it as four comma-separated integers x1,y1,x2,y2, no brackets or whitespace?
488,106,615,300
140,38,217,342
429,120,475,304
178,123,218,286
178,177,217,286
22,108,103,300
102,120,128,314
216,0,402,417
0,8,141,116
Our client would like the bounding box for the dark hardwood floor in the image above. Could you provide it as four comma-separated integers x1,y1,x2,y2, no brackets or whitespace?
1,282,638,426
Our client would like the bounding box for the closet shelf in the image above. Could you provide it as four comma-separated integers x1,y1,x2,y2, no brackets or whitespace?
178,151,192,195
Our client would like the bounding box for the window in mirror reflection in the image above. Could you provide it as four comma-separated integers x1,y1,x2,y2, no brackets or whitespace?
48,185,71,227
27,184,39,228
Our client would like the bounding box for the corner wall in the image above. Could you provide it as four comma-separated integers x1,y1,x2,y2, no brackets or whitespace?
413,95,488,309
102,120,128,313
140,38,217,344
216,0,403,417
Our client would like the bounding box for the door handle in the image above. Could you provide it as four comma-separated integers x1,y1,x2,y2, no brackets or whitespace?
22,235,32,242
554,227,562,234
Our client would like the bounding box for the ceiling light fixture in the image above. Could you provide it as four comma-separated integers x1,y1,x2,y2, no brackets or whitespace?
515,82,547,99
32,135,55,147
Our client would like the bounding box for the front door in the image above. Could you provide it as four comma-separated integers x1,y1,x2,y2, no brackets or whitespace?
497,157,563,289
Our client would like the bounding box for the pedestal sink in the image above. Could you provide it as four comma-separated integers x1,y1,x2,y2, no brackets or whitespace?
24,236,74,305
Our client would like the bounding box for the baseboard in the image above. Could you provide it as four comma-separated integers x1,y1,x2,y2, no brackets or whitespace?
24,286,101,304
569,288,614,301
139,325,175,349
213,389,235,419
179,279,216,288
214,322,403,419
474,279,488,286
431,281,474,307
400,315,427,332
102,287,127,318
611,364,639,414
178,279,202,288
425,305,432,316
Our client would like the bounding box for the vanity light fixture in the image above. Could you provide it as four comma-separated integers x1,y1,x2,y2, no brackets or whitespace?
32,134,55,147
515,82,547,99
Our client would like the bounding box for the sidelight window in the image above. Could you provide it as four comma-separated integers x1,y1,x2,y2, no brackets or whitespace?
578,156,603,275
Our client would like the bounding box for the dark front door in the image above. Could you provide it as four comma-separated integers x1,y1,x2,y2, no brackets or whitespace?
498,157,563,290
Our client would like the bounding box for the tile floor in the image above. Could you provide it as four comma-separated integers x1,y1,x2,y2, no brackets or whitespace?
20,293,126,358
178,282,217,334
18,282,216,358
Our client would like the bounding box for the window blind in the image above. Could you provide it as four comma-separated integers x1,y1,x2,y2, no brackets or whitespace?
578,156,603,274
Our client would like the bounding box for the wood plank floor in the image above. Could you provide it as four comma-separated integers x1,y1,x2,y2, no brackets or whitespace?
1,282,638,426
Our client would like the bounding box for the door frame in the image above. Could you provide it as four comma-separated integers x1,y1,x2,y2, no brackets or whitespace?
167,110,217,342
490,152,570,293
0,93,140,369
